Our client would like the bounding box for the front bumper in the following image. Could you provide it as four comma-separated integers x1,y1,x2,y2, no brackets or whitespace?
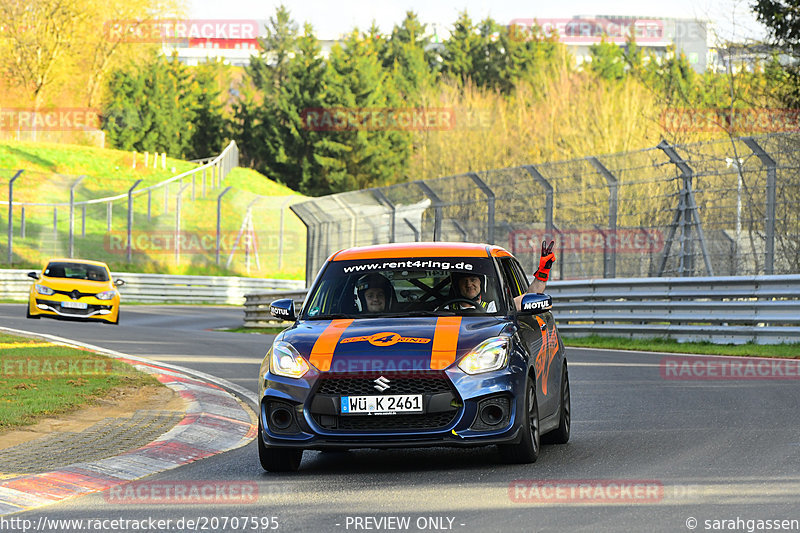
260,367,526,450
30,297,116,321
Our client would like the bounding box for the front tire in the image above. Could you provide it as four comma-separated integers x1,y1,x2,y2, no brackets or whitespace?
499,377,540,464
258,418,303,472
543,362,570,445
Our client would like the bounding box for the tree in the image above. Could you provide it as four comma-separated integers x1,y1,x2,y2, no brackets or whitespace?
752,0,800,52
0,0,89,106
382,12,434,102
590,38,626,81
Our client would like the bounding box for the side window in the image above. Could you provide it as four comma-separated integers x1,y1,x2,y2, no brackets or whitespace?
498,258,523,298
510,259,531,293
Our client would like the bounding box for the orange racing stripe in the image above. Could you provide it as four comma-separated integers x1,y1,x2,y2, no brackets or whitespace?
309,319,353,372
430,316,462,370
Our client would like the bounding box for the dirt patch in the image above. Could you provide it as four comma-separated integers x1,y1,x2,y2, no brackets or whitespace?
0,383,186,452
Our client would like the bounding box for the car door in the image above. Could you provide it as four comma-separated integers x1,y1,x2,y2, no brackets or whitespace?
503,257,562,419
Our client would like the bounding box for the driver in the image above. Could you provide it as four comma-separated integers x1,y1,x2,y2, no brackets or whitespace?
356,273,392,313
450,272,496,312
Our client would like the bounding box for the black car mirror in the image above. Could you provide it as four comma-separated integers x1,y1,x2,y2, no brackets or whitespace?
27,271,39,280
270,299,296,321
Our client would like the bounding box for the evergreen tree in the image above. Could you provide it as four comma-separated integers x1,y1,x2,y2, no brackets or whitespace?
590,38,626,81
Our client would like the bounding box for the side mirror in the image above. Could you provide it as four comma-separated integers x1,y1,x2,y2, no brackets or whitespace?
519,293,552,315
270,299,296,321
114,279,125,287
27,271,39,280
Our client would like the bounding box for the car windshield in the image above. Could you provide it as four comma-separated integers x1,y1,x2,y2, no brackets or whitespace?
44,262,109,282
302,257,503,319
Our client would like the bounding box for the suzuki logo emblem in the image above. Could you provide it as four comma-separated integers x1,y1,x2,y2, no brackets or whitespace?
373,376,390,392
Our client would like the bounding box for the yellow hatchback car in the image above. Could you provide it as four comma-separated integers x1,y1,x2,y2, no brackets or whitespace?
26,259,124,324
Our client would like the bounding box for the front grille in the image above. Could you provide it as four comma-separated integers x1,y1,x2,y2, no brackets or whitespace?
310,371,459,432
316,372,452,395
314,411,457,431
52,289,98,298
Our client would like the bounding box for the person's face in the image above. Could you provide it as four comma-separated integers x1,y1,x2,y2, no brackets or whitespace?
364,287,385,312
457,275,481,300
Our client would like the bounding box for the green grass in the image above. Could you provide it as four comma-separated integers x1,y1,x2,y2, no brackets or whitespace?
0,140,308,279
0,332,159,429
563,335,800,358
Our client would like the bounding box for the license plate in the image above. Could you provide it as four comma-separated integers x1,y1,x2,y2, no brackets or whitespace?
340,394,423,415
61,301,87,309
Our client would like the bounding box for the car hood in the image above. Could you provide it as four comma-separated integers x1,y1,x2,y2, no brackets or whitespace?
280,316,510,373
39,277,112,292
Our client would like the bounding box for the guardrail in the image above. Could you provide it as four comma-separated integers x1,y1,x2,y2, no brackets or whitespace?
0,269,304,305
244,275,800,344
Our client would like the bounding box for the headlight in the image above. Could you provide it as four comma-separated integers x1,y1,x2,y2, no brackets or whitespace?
96,290,117,300
458,337,510,375
35,284,54,295
269,341,310,378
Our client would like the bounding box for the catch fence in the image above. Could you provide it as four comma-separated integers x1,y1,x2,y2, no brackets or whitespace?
291,133,800,285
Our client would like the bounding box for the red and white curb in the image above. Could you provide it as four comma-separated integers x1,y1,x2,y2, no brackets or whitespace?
0,327,258,516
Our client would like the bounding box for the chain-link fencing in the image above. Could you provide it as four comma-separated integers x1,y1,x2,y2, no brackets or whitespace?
0,142,307,279
291,133,800,285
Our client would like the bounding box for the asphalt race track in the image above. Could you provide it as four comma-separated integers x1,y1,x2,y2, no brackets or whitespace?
1,303,799,533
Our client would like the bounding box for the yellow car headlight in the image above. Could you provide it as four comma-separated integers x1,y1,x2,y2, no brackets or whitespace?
35,284,54,295
458,337,510,375
269,341,310,378
96,290,117,300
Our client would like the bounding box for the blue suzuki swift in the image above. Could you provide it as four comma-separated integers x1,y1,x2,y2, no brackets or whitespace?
258,242,570,471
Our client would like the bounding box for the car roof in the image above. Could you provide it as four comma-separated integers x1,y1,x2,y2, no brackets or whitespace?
330,242,513,261
44,258,110,268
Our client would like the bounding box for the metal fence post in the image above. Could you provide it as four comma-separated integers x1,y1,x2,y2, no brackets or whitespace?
278,197,293,270
587,157,618,278
742,137,776,275
81,205,86,237
216,186,232,265
53,207,58,235
523,165,554,233
657,140,714,277
127,180,143,263
107,202,112,231
175,182,190,266
468,172,495,244
69,175,86,258
415,181,444,241
7,170,23,265
372,189,396,242
147,190,152,221
21,206,26,239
